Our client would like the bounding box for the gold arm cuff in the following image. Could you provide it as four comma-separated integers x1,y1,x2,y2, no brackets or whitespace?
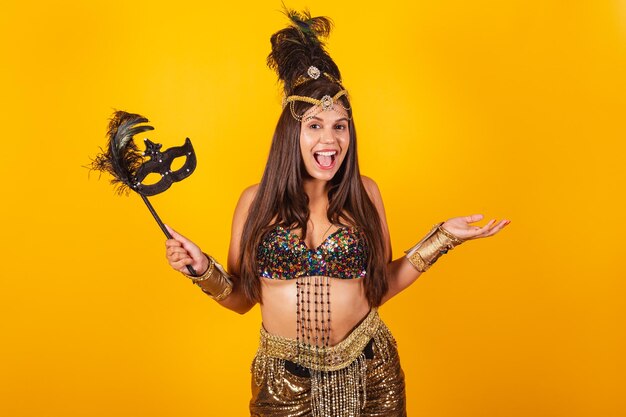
406,251,430,272
404,222,465,272
181,254,233,301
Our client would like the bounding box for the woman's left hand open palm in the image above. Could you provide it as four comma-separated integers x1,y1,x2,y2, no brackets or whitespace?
441,214,510,241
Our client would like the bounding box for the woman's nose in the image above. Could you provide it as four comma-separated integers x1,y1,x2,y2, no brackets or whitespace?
319,128,335,143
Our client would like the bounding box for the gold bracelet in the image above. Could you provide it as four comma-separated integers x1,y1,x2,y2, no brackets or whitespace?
181,254,233,301
185,257,215,283
438,225,464,245
404,222,465,272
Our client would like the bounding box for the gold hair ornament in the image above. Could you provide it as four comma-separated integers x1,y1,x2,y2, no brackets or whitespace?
292,66,342,89
284,90,351,122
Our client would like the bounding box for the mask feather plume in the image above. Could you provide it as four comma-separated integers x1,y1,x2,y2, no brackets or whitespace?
90,111,154,195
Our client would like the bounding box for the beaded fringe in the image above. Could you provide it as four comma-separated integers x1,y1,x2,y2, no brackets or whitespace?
310,352,367,417
252,354,287,397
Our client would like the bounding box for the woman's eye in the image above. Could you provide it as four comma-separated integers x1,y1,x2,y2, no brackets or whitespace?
309,123,320,129
335,124,347,130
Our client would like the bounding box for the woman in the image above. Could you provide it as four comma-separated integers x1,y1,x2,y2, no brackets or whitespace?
165,10,509,417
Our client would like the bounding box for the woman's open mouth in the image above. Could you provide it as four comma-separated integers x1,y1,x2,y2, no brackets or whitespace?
313,150,337,170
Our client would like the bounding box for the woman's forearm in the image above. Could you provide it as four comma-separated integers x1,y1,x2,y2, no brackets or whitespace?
381,222,465,304
211,277,257,314
381,257,423,304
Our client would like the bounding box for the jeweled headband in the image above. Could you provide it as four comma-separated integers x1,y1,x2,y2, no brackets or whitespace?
283,65,351,122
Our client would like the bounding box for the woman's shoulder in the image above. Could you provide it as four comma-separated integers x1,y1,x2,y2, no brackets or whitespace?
233,184,260,220
360,175,382,201
241,183,260,199
360,175,376,188
238,183,261,206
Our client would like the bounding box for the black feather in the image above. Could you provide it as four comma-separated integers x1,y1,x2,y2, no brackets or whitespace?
267,6,341,94
90,110,154,194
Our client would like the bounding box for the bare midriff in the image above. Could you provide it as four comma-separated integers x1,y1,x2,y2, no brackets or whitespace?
259,276,370,346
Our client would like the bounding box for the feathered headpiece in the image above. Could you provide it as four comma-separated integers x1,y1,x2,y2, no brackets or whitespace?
267,7,343,95
268,8,350,121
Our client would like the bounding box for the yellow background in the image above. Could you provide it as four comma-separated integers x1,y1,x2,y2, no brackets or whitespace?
1,0,625,416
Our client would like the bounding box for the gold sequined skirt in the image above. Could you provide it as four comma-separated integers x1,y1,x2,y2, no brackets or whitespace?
250,309,406,417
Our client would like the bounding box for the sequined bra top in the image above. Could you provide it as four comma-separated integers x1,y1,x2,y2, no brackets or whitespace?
257,225,368,280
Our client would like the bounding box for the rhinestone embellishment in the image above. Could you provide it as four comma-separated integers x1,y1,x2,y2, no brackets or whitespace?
320,95,333,110
307,66,321,79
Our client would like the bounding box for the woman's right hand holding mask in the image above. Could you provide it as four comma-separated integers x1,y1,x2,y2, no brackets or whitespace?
164,225,210,275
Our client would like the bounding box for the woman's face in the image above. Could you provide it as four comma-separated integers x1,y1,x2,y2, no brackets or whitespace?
299,105,350,183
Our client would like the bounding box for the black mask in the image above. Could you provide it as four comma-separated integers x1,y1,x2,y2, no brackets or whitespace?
132,138,197,196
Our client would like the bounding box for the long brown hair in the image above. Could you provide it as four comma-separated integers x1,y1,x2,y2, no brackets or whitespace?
238,79,389,307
